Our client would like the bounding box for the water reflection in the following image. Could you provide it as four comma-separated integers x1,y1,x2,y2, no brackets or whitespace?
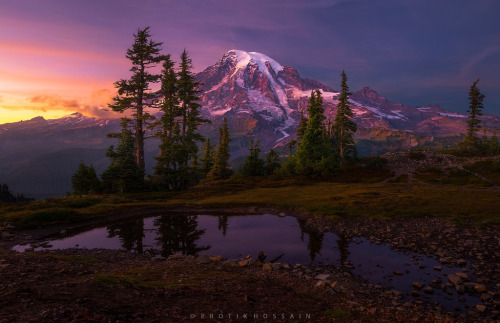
154,215,210,257
107,218,145,253
12,213,479,312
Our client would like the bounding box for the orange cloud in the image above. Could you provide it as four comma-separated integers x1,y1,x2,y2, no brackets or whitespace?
26,93,118,118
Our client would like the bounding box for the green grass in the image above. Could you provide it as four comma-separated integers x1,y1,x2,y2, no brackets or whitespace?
464,159,500,184
1,168,499,228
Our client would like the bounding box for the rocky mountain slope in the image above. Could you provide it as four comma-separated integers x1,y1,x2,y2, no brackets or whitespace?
195,50,499,157
1,50,500,198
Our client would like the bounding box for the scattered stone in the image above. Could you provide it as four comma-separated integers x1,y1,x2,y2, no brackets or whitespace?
197,255,212,264
314,274,330,281
392,270,403,276
455,272,469,281
476,304,486,313
262,263,273,271
412,282,424,289
278,212,286,217
271,263,281,271
433,266,442,271
456,259,467,267
330,282,342,294
439,257,451,264
315,281,327,288
209,255,223,262
447,274,462,286
474,284,487,293
423,286,434,294
238,260,249,267
411,291,420,297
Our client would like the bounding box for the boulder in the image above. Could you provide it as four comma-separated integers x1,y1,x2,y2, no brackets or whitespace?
315,274,330,281
447,274,462,286
474,284,487,293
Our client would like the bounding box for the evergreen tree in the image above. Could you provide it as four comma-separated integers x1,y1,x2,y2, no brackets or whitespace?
200,138,215,175
152,51,209,190
296,109,308,142
465,79,485,145
108,27,165,172
296,90,336,173
333,70,358,164
286,140,297,157
266,148,280,175
152,56,184,189
241,137,266,176
0,183,15,202
71,162,101,194
0,183,32,202
208,117,232,180
176,50,210,167
101,118,145,193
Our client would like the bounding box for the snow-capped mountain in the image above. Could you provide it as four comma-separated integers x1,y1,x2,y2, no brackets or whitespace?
196,50,500,154
1,49,500,198
196,50,337,151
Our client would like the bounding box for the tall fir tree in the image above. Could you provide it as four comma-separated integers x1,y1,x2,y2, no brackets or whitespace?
108,27,165,172
265,148,280,175
333,70,357,164
152,55,183,188
177,49,210,166
71,162,101,194
152,51,209,189
200,138,215,175
101,118,144,193
241,137,266,177
465,79,485,145
286,140,297,157
296,90,336,173
208,117,232,180
296,109,308,142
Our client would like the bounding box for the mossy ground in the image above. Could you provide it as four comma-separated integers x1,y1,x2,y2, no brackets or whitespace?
1,159,499,228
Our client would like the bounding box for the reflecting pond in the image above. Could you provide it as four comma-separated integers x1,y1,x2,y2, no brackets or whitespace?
13,213,480,311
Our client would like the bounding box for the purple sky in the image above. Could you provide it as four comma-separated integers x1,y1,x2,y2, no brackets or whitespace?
1,0,499,122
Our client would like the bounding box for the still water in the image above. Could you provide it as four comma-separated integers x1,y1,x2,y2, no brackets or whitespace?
13,213,480,311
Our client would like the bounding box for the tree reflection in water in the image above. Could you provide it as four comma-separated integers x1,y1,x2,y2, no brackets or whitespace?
107,218,145,253
154,215,210,257
217,215,228,236
297,218,324,262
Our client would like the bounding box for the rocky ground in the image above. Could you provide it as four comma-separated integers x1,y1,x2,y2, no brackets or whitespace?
1,151,499,322
1,210,499,322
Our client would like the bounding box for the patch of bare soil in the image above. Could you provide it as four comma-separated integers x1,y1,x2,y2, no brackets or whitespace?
0,249,463,322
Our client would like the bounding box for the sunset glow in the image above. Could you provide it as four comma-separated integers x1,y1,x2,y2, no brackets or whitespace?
1,0,499,123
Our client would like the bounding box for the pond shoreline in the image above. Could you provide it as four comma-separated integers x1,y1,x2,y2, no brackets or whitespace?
1,205,499,320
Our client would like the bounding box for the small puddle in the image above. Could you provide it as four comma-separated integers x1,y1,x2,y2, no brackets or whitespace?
13,213,480,312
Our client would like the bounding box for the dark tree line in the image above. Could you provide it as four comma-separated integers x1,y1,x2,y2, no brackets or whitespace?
0,183,33,202
282,71,358,176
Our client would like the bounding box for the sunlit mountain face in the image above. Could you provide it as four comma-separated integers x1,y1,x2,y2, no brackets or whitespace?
1,50,499,199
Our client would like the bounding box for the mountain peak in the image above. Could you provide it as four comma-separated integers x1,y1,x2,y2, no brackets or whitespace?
225,49,284,75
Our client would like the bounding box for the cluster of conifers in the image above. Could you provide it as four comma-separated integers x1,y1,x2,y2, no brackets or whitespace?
71,26,361,194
